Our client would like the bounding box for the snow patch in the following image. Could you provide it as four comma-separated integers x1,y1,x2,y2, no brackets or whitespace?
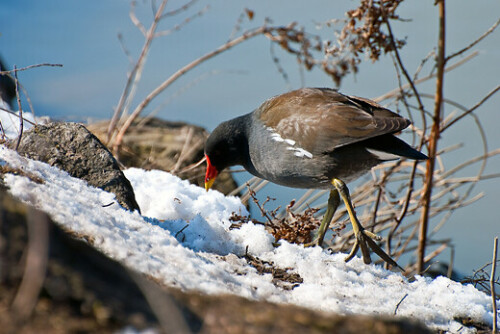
0,145,497,333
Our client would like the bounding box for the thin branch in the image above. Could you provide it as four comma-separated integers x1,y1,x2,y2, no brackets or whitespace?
172,127,193,173
14,66,23,151
18,82,36,118
0,63,63,75
375,51,478,103
112,25,269,155
381,5,427,141
270,41,292,89
417,0,446,275
117,32,134,64
247,183,274,225
441,84,500,132
155,5,209,38
161,0,198,18
129,1,147,36
413,50,435,82
386,161,419,263
394,293,408,315
406,243,449,276
446,17,500,61
417,93,490,223
0,107,36,126
491,236,498,334
227,8,252,42
108,0,169,143
0,120,5,140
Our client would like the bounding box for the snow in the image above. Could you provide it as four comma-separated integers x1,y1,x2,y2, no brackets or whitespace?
0,115,498,332
0,106,37,139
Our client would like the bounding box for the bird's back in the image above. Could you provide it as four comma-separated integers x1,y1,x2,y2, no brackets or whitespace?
246,88,425,188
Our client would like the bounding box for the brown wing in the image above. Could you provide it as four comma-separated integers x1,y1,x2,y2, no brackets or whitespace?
255,87,410,155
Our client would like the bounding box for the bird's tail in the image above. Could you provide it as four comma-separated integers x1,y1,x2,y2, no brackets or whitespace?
364,134,428,161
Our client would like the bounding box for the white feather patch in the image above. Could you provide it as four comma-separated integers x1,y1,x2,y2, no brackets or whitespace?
287,147,313,158
266,126,313,159
366,148,400,161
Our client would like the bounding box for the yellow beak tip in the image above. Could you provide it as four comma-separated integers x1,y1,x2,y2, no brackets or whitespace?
205,179,215,191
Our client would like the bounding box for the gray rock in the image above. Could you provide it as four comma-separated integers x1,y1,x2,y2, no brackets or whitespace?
7,122,140,212
88,118,239,195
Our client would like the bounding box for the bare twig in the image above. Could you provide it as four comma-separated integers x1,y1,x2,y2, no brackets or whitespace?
417,0,446,275
394,293,408,315
381,5,427,137
0,120,6,140
0,107,36,126
13,66,23,151
375,51,478,103
446,17,500,61
0,63,63,75
155,5,209,38
112,25,268,155
161,0,198,18
247,183,274,225
117,32,134,64
227,8,254,42
129,1,147,36
270,42,291,89
406,243,449,276
442,84,500,132
172,127,194,174
447,245,455,279
108,0,169,144
491,237,498,334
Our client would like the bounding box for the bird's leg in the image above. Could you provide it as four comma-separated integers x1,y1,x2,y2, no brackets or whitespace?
305,189,340,247
332,178,403,270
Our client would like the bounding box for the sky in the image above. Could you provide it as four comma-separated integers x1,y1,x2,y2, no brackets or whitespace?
1,0,500,275
1,145,498,333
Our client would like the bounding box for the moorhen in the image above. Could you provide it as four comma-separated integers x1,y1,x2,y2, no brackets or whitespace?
204,87,427,268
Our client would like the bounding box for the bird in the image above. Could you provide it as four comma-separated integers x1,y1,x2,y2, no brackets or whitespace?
0,58,16,110
204,87,427,268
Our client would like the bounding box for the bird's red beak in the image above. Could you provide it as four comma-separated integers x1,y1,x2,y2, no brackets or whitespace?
204,154,218,191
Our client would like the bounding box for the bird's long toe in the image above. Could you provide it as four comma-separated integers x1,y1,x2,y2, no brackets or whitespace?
344,228,403,271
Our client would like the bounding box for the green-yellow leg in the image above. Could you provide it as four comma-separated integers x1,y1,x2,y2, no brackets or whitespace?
332,178,403,270
305,189,340,247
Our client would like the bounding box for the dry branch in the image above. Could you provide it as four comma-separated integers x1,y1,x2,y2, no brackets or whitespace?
107,0,169,144
13,66,23,151
491,237,498,334
0,63,63,75
107,0,500,276
112,25,269,156
446,17,500,61
417,0,446,275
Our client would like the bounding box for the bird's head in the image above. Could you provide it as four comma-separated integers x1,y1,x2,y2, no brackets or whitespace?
204,117,249,191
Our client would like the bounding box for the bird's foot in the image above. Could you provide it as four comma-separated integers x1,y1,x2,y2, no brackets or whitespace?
344,227,403,271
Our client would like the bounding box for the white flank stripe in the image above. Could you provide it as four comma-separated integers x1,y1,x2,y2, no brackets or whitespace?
366,148,400,161
287,147,313,159
267,126,313,159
